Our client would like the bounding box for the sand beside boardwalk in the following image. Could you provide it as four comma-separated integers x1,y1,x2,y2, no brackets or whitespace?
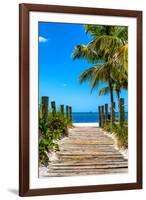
73,123,99,127
101,129,128,159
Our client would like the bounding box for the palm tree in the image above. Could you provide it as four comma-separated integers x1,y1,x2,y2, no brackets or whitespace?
98,79,127,108
72,25,128,124
98,69,128,123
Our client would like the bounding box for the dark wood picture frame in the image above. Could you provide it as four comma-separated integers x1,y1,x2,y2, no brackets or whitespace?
19,3,143,197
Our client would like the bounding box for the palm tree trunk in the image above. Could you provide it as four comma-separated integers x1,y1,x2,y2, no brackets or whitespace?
109,81,114,103
108,79,114,125
116,90,120,107
116,89,120,122
108,66,114,104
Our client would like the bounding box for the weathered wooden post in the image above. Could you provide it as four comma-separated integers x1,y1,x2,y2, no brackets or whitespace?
41,96,49,123
69,106,72,123
105,104,108,126
98,106,102,127
66,105,69,120
111,102,115,125
51,101,56,116
60,105,64,117
119,98,125,127
101,105,105,127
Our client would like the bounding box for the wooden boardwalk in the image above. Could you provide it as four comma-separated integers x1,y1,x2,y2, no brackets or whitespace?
47,126,128,177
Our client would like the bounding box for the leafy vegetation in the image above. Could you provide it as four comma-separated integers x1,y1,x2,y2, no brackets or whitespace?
48,112,68,137
112,123,128,148
103,121,128,148
39,111,71,166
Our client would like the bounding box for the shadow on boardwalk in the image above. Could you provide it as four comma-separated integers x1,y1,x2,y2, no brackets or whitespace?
45,125,128,177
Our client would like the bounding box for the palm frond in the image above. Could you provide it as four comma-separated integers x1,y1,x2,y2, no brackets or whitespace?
89,35,123,60
79,62,110,92
89,63,110,92
112,70,128,90
84,25,108,37
98,86,110,96
113,44,128,73
79,66,96,84
72,44,99,63
115,27,128,44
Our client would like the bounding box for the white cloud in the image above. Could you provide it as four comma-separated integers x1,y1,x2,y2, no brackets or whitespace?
39,36,48,43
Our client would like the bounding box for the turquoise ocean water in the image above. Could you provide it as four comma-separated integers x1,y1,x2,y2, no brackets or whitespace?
72,112,128,123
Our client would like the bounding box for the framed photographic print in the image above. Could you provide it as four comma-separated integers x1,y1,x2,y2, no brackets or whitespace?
19,3,142,196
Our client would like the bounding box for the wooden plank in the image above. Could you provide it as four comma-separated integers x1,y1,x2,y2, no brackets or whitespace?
58,152,122,156
58,155,125,159
54,159,127,163
48,165,128,170
49,164,128,168
50,161,128,166
46,169,128,177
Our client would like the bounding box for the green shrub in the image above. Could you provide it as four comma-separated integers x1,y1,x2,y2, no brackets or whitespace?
39,139,59,166
102,121,128,149
39,117,49,137
112,124,128,148
103,121,111,132
48,112,68,136
39,140,49,166
39,111,69,166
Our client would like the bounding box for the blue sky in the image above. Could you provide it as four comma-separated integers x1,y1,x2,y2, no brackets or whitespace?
38,22,128,112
